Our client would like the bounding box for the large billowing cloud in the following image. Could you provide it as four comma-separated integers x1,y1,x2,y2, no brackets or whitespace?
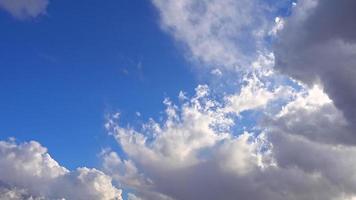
0,0,49,19
274,0,356,126
0,140,122,200
104,84,356,200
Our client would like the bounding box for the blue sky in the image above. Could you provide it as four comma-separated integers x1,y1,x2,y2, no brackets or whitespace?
0,0,199,170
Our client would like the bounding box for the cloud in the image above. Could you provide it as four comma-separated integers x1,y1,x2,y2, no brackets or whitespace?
103,83,271,199
151,0,280,69
0,140,122,200
0,186,44,200
0,0,49,19
274,0,356,126
102,80,356,200
265,85,356,198
97,1,356,199
265,85,356,145
1,0,353,199
223,74,277,114
127,193,143,200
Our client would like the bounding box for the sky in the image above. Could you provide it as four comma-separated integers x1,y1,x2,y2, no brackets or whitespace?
1,0,356,200
0,0,197,170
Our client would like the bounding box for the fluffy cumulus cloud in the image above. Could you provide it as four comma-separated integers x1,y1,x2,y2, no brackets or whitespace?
0,140,122,200
274,0,356,126
0,0,49,19
103,84,274,200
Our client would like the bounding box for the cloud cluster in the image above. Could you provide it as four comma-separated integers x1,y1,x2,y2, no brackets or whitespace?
104,82,356,200
274,0,356,126
0,140,122,200
3,1,356,199
0,0,49,19
103,82,272,199
97,1,356,199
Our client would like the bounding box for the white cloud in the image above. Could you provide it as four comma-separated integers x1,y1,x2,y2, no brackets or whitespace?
0,186,45,200
223,74,276,114
210,69,222,76
0,140,122,200
269,17,285,36
106,85,234,169
277,85,331,116
151,0,277,69
267,84,356,145
0,0,49,19
127,193,143,200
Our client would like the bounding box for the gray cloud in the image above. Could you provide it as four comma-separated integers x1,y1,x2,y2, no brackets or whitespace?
266,87,356,198
0,0,49,19
274,0,356,127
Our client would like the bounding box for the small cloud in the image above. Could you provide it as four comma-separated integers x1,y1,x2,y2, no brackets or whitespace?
113,112,120,119
120,68,129,76
210,68,223,76
118,58,144,81
37,52,58,63
269,17,284,36
178,91,187,101
136,61,144,81
0,0,49,20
